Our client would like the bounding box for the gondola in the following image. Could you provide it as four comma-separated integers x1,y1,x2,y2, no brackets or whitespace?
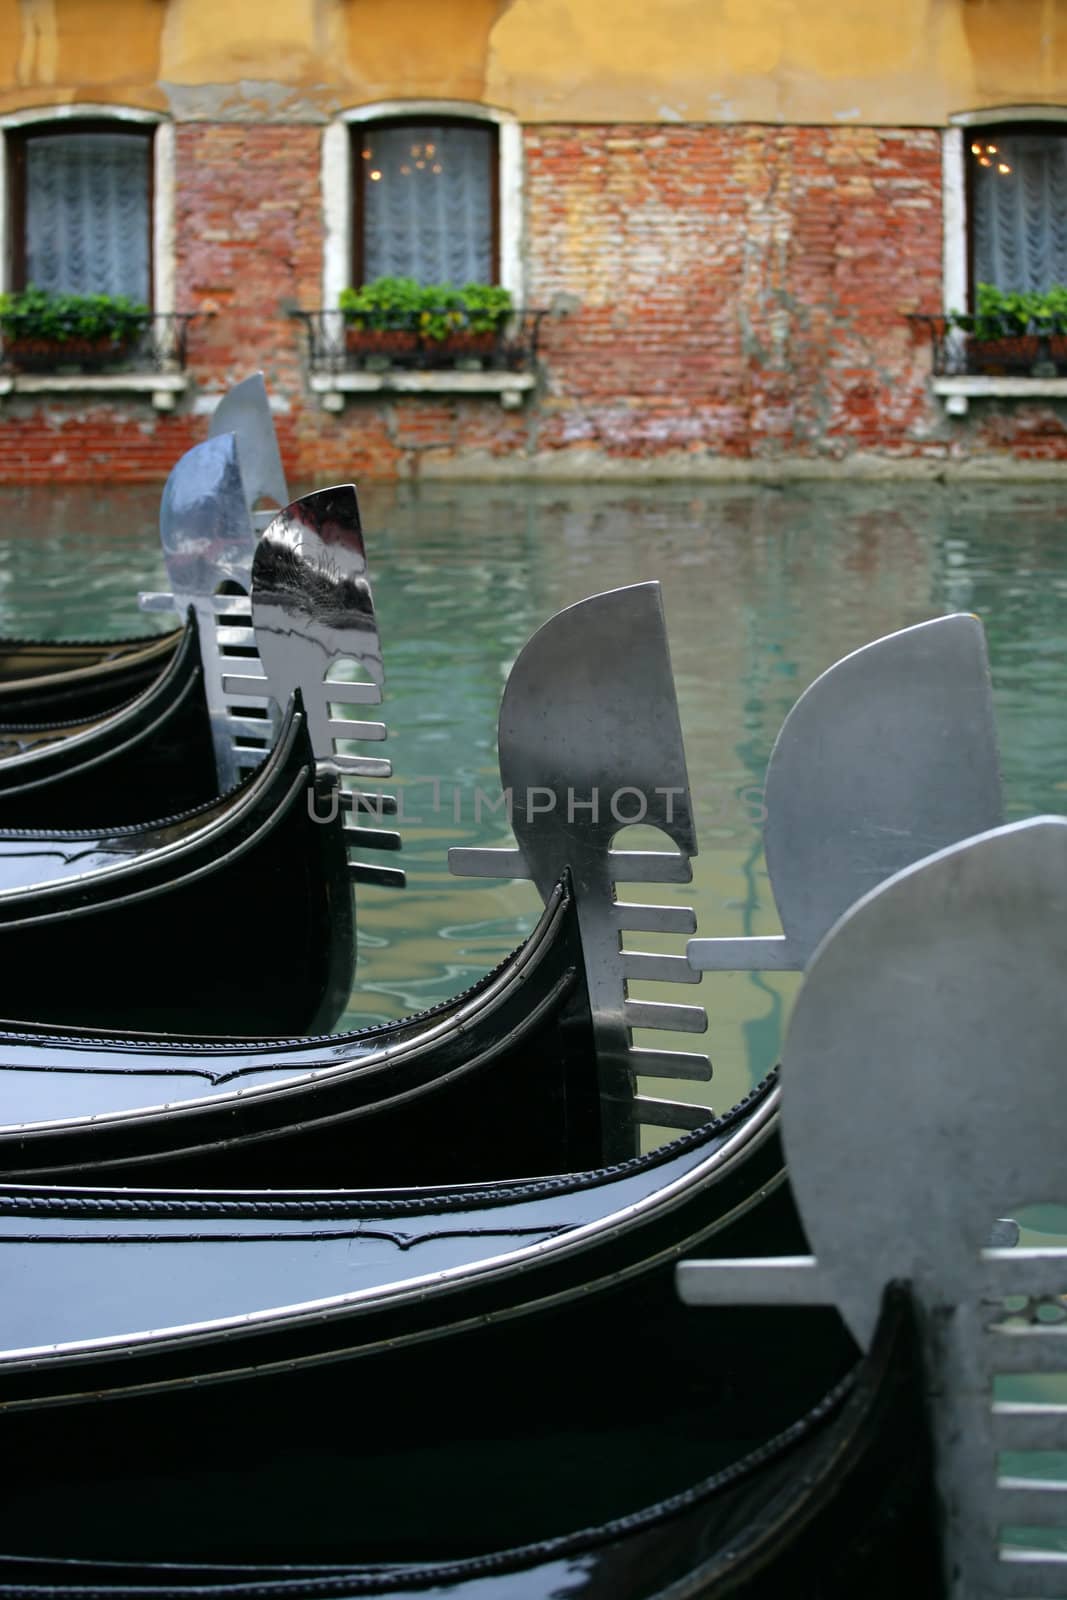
0,431,268,822
0,816,1059,1597
0,610,218,827
0,693,354,1036
0,480,401,877
0,481,415,1036
0,373,288,728
0,601,1002,1184
0,1283,937,1598
0,628,183,722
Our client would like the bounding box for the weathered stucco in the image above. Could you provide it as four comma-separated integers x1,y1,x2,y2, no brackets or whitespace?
0,0,1059,124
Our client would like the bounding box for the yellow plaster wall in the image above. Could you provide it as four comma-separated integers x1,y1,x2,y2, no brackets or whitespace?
0,0,1060,125
484,0,1067,125
339,0,509,105
0,0,167,113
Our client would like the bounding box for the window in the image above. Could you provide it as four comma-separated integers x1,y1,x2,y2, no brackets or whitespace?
9,120,153,301
968,123,1067,299
354,118,497,286
0,109,183,405
321,102,523,310
933,114,1067,410
0,106,173,311
311,102,529,407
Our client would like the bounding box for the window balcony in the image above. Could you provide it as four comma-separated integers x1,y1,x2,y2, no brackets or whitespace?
0,313,206,411
291,307,547,410
912,313,1067,415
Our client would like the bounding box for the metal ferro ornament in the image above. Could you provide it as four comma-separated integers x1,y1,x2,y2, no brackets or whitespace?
222,483,403,890
679,815,1067,1599
145,432,271,793
450,582,710,1161
140,372,287,613
207,372,289,531
687,613,1004,975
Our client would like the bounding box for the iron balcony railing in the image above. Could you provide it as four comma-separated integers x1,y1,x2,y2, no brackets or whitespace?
291,308,549,377
0,312,207,375
911,313,1067,378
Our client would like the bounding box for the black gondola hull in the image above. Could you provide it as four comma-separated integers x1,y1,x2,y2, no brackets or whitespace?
0,879,605,1187
0,630,181,724
0,1276,940,1596
0,620,217,829
0,705,353,1037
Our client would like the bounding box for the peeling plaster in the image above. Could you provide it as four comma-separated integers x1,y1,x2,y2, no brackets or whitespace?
162,80,331,122
16,0,56,86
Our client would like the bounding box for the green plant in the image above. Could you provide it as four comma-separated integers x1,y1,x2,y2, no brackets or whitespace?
0,285,148,343
417,283,466,342
457,282,512,334
338,278,513,340
338,276,424,330
949,282,1067,338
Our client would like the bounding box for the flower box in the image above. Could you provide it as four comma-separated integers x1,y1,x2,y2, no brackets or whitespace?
344,328,419,366
4,335,135,373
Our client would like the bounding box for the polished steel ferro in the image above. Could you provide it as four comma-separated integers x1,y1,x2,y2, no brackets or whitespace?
144,432,271,793
222,483,403,889
138,376,290,791
450,582,710,1162
207,372,289,532
679,815,1067,1599
686,613,1004,975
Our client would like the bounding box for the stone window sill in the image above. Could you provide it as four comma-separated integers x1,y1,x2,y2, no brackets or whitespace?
0,373,188,412
933,376,1067,416
309,370,536,412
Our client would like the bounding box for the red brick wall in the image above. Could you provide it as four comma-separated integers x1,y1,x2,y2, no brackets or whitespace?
528,124,944,461
0,119,1064,483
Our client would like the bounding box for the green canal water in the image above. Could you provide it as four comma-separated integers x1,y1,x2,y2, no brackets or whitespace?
1,476,1066,1125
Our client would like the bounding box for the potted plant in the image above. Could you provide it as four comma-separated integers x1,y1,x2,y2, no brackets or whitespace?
338,279,514,369
0,285,149,371
948,283,1067,375
419,282,513,367
338,277,422,364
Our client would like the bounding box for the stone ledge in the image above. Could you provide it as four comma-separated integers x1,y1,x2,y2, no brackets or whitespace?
0,373,189,412
933,376,1067,416
309,370,537,412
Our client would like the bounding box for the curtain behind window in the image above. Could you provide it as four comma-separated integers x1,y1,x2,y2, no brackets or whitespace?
25,131,150,301
360,123,493,285
972,131,1067,293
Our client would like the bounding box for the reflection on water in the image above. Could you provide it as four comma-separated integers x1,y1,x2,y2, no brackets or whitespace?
2,477,1067,1118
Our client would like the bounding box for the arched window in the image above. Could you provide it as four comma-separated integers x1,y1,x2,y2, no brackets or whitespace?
944,108,1067,314
0,105,173,310
10,119,152,300
355,117,497,286
322,101,523,308
968,121,1067,298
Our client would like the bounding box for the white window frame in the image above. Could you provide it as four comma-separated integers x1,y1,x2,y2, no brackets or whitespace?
0,103,175,314
320,100,524,310
937,107,1067,414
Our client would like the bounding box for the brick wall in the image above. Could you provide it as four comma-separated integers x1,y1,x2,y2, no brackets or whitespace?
0,120,1063,484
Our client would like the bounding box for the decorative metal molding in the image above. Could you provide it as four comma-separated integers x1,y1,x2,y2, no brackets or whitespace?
449,582,710,1161
222,484,403,890
679,816,1067,1599
688,613,1003,975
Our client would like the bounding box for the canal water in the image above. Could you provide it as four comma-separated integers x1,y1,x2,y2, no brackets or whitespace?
2,476,1066,1130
